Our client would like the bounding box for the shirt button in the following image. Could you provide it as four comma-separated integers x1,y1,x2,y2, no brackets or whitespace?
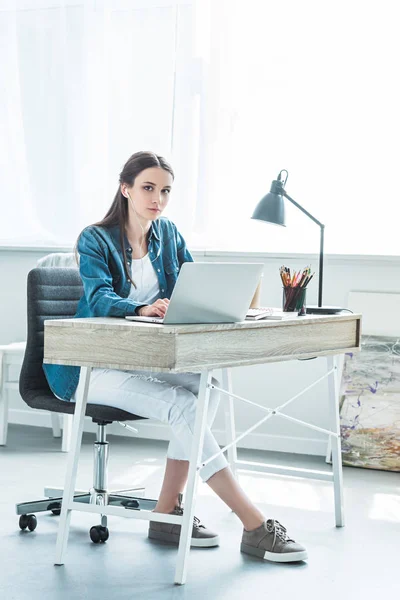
157,269,160,272
127,247,132,253
161,289,165,292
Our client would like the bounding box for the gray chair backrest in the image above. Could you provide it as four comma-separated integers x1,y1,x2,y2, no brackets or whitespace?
19,267,143,423
19,268,83,409
37,252,78,268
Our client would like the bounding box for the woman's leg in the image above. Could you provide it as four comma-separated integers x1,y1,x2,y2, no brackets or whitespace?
135,372,264,530
154,458,190,513
154,461,264,531
154,372,221,513
206,467,265,531
78,368,265,530
78,368,228,482
156,371,221,465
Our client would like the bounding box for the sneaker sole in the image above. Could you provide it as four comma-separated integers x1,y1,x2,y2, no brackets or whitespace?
149,530,220,548
240,542,308,563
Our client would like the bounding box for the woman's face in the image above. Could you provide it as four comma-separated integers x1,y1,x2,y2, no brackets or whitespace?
122,167,173,224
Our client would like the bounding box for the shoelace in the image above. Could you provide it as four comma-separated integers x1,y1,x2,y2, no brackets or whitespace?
174,506,205,529
193,515,205,529
266,519,295,543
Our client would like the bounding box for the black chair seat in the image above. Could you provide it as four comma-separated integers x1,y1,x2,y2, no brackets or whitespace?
24,388,143,422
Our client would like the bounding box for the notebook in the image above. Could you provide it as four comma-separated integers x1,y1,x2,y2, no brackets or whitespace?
245,307,299,320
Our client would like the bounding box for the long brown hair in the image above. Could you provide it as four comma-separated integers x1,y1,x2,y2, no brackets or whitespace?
75,150,174,288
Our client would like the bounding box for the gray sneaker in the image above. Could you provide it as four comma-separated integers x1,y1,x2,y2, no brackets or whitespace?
148,494,219,548
241,519,308,563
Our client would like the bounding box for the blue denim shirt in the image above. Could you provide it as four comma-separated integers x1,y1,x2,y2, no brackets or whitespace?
43,217,193,401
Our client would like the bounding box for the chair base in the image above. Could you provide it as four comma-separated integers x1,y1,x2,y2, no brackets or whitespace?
43,486,145,499
16,488,158,543
16,490,156,517
15,422,157,541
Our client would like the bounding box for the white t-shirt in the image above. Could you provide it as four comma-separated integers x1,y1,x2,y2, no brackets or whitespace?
127,253,160,305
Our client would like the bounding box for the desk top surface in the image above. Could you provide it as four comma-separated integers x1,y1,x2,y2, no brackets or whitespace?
44,313,361,335
43,313,361,371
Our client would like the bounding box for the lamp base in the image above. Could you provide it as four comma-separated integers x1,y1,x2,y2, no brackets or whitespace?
306,305,344,315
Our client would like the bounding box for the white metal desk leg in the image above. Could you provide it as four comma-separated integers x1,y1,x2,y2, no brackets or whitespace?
325,354,344,464
50,413,61,438
55,367,91,565
221,368,238,479
0,353,8,446
0,388,7,446
61,414,73,453
175,370,212,585
327,355,344,527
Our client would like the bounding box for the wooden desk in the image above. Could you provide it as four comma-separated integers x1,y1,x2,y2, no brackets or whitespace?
44,313,361,585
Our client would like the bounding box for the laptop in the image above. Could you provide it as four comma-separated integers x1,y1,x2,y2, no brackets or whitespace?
125,262,264,325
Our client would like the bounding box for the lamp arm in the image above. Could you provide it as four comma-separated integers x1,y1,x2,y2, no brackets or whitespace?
282,191,324,228
282,190,325,307
318,226,324,307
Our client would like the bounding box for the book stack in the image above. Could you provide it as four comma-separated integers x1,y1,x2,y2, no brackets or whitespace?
246,307,299,321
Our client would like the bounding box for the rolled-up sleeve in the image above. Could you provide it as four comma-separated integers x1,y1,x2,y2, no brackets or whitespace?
78,228,141,317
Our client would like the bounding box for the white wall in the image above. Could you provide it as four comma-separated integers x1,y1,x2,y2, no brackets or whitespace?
2,246,399,456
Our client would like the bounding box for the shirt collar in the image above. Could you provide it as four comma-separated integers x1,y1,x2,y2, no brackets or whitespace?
148,219,160,241
111,220,160,252
115,221,160,252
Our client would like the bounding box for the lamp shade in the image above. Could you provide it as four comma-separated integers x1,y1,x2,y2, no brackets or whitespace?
251,179,286,226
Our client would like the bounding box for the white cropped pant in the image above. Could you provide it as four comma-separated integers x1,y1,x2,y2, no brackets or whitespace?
74,368,228,482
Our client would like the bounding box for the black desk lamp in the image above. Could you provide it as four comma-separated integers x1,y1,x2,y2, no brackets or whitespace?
251,169,342,314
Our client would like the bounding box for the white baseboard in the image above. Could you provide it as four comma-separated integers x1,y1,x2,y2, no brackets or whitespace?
8,408,327,456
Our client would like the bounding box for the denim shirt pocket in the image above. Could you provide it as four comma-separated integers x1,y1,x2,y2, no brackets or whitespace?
164,260,179,296
165,260,180,275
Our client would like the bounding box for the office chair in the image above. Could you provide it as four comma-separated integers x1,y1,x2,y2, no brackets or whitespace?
16,267,157,543
1,253,77,451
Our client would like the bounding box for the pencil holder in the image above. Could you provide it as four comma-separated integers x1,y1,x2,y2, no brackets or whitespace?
282,286,307,315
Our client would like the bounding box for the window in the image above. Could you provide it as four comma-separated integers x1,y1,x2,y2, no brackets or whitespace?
191,0,400,255
2,0,399,256
0,0,196,247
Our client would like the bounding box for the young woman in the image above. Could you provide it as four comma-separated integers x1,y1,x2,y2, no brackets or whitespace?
43,151,307,563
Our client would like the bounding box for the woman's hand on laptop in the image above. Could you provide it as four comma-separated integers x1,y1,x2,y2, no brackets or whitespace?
137,298,170,318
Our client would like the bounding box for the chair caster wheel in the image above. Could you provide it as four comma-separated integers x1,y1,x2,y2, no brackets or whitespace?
48,501,61,516
19,514,37,531
90,525,109,543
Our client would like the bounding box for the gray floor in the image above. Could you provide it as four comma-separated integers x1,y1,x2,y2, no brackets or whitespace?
1,424,399,600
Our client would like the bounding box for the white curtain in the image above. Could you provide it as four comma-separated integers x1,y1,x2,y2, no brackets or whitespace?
0,0,197,247
2,0,399,255
193,0,400,255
